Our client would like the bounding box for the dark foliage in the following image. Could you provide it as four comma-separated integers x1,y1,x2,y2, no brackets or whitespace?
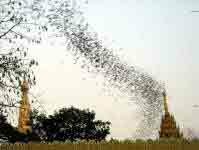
31,106,111,142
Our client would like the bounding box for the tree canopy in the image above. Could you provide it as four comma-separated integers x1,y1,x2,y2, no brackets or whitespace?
31,106,111,142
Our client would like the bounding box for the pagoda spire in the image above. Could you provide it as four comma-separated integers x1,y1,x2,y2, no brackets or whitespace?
163,90,169,114
18,80,32,134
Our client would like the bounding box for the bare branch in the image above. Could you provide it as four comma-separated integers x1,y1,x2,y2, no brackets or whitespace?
0,18,22,39
0,0,11,6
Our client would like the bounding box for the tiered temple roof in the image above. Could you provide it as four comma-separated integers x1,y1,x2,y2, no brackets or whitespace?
159,91,183,138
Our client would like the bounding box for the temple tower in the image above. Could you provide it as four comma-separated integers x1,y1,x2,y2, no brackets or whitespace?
159,91,183,138
18,80,32,134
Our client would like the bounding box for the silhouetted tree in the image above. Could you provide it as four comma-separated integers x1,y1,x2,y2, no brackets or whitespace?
0,109,23,143
31,106,111,142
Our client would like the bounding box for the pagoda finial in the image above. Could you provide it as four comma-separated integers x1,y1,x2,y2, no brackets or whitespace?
163,90,169,114
21,80,29,92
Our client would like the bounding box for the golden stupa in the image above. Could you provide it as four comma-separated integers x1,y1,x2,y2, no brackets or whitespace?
18,80,32,134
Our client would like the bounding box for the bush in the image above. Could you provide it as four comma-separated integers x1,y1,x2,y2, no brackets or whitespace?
109,138,120,144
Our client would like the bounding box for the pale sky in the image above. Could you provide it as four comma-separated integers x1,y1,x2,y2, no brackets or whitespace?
27,0,199,139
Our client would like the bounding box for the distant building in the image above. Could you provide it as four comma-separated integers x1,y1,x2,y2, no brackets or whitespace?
18,80,32,134
159,91,183,138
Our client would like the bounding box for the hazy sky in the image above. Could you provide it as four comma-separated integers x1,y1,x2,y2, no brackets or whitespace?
28,0,199,139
